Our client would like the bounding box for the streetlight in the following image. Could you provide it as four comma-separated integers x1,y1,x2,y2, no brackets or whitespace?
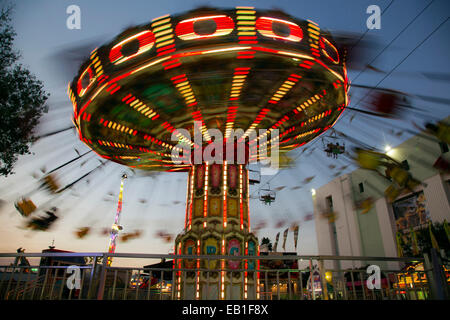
385,145,396,157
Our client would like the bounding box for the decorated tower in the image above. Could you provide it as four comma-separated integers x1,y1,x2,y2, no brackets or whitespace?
174,161,259,299
107,173,127,266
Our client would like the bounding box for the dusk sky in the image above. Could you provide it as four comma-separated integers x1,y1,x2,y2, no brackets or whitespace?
0,0,449,268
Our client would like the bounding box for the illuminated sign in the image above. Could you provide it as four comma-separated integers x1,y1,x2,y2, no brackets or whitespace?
109,30,155,65
175,15,235,40
256,17,303,42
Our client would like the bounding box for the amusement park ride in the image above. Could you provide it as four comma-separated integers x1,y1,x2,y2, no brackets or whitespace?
106,173,127,266
67,6,349,299
322,129,345,159
259,184,276,205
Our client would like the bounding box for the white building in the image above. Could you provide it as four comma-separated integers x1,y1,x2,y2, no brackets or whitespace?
313,125,450,271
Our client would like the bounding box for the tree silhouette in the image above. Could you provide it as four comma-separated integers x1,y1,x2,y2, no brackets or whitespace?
0,5,49,176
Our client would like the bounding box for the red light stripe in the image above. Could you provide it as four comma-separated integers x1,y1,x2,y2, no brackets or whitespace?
157,48,176,56
110,86,121,95
77,99,92,118
238,51,256,55
109,71,132,84
125,96,136,104
162,59,180,66
164,62,181,70
122,93,132,102
172,77,187,84
238,36,257,40
171,74,186,81
156,44,176,52
106,83,117,92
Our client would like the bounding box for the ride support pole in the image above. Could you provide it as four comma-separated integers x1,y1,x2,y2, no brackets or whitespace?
97,253,109,300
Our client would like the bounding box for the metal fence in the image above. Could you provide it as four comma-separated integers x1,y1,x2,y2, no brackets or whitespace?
0,250,448,300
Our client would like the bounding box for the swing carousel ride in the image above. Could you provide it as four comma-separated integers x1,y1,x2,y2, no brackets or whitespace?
6,3,450,300
66,6,348,299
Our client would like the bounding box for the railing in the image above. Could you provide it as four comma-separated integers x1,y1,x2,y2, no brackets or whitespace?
0,250,448,300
